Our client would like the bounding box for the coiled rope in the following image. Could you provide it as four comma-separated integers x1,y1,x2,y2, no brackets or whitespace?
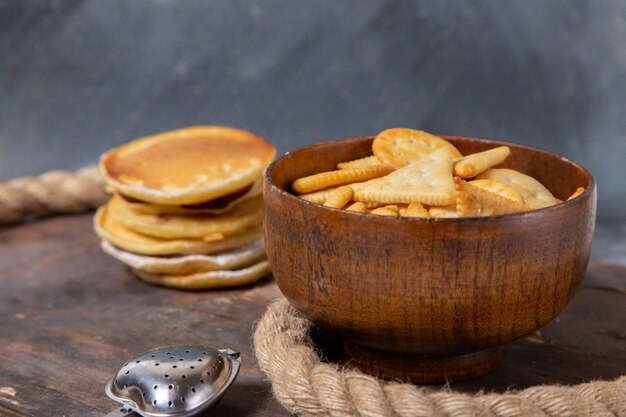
254,299,626,417
0,165,107,225
1,167,624,416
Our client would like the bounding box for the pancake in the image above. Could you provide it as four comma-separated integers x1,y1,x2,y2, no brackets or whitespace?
106,194,263,240
94,206,264,255
101,239,266,275
100,126,276,205
133,260,271,290
117,176,263,215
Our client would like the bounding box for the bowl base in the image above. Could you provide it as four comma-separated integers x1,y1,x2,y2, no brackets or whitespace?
344,342,503,384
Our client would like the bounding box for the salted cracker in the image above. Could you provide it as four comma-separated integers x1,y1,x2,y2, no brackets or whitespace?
476,168,561,209
467,179,524,204
353,148,456,206
372,128,463,168
455,177,529,217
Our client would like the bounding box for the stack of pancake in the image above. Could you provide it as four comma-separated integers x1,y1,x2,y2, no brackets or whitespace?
94,126,276,290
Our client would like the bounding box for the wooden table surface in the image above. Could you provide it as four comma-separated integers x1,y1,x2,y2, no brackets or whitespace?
0,214,624,417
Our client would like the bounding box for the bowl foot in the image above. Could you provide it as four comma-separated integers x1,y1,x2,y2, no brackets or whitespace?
344,342,503,384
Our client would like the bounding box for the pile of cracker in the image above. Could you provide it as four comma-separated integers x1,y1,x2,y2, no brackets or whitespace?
94,126,276,290
292,128,584,217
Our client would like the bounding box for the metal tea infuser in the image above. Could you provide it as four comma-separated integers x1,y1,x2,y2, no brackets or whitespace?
103,345,240,417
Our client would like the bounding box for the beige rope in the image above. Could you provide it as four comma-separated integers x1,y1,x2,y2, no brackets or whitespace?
1,168,624,415
0,165,108,225
254,298,626,417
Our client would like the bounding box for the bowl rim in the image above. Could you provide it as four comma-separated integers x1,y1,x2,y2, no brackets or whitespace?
264,135,597,222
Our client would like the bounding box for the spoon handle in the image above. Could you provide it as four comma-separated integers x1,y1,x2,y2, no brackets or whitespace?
102,406,140,417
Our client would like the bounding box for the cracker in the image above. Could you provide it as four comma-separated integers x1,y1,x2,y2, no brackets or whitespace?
298,186,343,204
429,205,458,218
567,187,585,201
133,260,271,290
402,202,430,218
336,155,381,170
455,177,529,217
291,165,394,194
323,186,354,209
101,239,266,275
453,146,510,178
467,179,524,204
363,201,386,210
369,207,398,216
345,202,366,213
476,168,561,209
372,128,463,168
353,148,455,205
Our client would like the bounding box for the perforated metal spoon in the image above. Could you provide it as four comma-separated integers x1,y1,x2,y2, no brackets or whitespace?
103,345,240,417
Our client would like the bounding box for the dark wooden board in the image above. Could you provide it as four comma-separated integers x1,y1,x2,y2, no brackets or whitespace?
0,214,624,416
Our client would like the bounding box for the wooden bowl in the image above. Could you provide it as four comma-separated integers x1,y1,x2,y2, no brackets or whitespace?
263,136,596,383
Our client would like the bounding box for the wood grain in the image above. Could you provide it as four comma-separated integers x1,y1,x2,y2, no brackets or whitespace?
264,135,598,383
0,215,285,417
0,215,624,416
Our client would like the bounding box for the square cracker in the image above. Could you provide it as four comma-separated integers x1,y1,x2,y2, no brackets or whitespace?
353,148,455,205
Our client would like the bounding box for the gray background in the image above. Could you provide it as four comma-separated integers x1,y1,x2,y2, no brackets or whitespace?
1,0,625,224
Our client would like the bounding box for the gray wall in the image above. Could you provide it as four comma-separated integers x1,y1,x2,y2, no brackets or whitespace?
1,0,625,222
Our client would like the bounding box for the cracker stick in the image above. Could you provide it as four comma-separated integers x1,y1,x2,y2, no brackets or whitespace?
382,204,399,214
453,146,510,178
345,202,366,212
298,186,343,204
369,207,398,216
323,186,354,208
337,155,380,170
429,205,458,218
291,164,394,194
403,202,430,218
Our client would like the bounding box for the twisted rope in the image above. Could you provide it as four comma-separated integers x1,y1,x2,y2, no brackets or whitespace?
254,298,626,417
1,168,624,416
0,165,107,225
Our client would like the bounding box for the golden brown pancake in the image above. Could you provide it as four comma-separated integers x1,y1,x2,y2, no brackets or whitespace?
100,126,276,205
133,260,271,290
106,194,263,240
116,176,263,215
101,239,266,275
94,206,264,255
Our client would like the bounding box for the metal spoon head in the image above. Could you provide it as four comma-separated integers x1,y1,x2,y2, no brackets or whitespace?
105,345,240,417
